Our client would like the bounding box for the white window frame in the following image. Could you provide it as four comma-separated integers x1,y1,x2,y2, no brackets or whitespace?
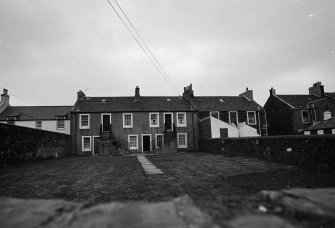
149,112,159,127
56,117,65,130
79,114,90,129
128,134,138,150
247,111,257,125
210,111,219,119
228,111,238,126
301,110,310,123
141,134,152,153
163,112,174,130
176,112,187,127
155,134,164,149
177,133,187,148
35,121,42,129
82,136,91,151
317,130,324,135
123,113,133,128
304,131,310,135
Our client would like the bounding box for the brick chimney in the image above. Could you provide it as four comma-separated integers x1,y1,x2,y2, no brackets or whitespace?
269,87,276,96
77,90,86,100
183,83,194,98
134,86,141,101
309,82,324,98
0,88,10,113
239,87,253,101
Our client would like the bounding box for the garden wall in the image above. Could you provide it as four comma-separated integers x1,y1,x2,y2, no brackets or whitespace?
199,135,335,171
0,123,70,165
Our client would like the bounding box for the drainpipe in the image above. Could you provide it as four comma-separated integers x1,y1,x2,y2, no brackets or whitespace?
264,110,268,136
192,111,195,152
257,110,261,135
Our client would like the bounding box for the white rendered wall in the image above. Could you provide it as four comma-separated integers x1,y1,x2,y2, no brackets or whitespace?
2,120,70,135
238,122,260,137
210,116,239,138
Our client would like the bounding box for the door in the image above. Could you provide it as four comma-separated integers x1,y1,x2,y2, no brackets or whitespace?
220,128,228,138
93,137,100,155
142,135,151,152
164,113,172,130
102,114,110,132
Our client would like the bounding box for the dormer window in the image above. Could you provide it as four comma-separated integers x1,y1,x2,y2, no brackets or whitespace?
301,110,310,123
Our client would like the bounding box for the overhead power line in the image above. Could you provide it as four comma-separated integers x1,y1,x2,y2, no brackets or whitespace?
106,0,179,93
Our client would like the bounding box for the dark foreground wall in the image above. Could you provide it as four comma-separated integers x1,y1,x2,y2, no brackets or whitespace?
0,123,70,165
199,135,335,171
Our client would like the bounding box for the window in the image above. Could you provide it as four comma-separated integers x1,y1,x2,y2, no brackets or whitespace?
155,134,164,149
35,121,42,129
82,136,91,151
247,111,257,125
301,110,310,123
229,111,238,126
56,117,65,129
177,133,187,148
79,114,90,129
149,113,159,127
177,112,186,127
210,111,219,119
6,117,16,125
128,135,138,149
123,113,133,128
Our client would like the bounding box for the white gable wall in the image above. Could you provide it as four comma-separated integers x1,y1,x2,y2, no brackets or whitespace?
210,116,239,138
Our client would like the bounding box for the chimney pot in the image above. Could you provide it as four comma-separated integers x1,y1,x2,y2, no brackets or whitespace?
270,87,276,96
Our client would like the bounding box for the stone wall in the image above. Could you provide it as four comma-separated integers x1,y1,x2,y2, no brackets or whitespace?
199,135,335,171
0,123,70,165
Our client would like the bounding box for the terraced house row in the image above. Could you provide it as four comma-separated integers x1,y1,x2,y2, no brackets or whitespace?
2,82,333,155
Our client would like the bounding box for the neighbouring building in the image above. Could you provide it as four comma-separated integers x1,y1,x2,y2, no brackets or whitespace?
0,89,72,135
71,84,266,155
264,82,335,135
301,111,335,135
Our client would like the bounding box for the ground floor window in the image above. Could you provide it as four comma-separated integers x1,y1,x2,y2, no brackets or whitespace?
82,136,91,151
56,118,65,129
177,133,187,148
128,135,138,150
155,134,164,149
35,121,42,129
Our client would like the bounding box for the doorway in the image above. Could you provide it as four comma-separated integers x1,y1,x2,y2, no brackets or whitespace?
142,134,151,152
102,114,111,132
164,113,173,130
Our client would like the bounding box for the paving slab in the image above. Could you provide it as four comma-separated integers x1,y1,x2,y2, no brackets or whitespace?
137,155,164,175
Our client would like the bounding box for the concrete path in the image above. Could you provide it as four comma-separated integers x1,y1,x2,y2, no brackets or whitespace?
137,155,164,175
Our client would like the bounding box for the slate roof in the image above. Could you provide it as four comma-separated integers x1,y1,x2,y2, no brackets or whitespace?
74,96,262,113
74,97,193,112
276,95,319,109
0,106,72,120
303,117,335,131
325,92,335,99
192,96,262,111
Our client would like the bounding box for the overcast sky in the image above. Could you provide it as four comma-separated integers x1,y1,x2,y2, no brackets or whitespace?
1,0,334,106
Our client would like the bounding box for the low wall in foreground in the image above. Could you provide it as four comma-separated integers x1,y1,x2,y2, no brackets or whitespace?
199,135,335,171
0,123,70,165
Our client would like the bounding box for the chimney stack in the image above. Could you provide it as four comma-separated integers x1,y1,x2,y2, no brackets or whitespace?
239,87,253,101
77,90,86,100
134,86,141,101
269,87,276,96
309,82,324,98
183,83,194,98
0,88,10,113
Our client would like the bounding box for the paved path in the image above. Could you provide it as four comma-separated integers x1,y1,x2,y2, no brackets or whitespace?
137,155,164,175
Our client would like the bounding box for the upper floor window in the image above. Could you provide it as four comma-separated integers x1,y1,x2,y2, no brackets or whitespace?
301,110,310,123
79,114,90,129
247,111,257,125
177,112,186,127
210,111,219,119
123,113,133,128
56,116,65,129
149,113,159,127
35,121,42,129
